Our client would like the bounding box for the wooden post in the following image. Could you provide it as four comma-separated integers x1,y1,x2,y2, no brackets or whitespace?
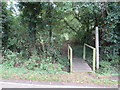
83,44,86,60
68,45,69,60
68,45,72,72
93,48,96,72
70,48,72,72
95,27,99,69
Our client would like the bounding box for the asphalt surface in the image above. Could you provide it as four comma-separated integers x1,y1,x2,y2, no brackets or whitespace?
0,80,118,88
0,81,86,88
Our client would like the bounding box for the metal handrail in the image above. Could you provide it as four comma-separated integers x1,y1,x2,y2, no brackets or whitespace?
68,44,72,72
83,43,96,72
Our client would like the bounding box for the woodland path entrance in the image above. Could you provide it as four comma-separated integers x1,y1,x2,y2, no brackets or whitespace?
68,44,96,73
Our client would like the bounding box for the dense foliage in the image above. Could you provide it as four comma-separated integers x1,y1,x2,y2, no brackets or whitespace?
1,2,120,74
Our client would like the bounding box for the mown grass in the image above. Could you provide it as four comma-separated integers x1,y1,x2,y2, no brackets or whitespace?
0,64,66,81
0,64,119,86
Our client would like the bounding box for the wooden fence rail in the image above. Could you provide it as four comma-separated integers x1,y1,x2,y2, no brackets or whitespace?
83,43,96,72
68,44,72,72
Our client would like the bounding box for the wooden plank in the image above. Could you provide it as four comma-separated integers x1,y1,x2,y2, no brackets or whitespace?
72,58,93,72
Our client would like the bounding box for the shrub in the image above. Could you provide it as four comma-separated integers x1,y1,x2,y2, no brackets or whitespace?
3,49,22,68
96,60,118,74
40,63,63,73
2,48,68,73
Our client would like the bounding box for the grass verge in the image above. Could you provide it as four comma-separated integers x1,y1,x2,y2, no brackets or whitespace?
0,64,119,86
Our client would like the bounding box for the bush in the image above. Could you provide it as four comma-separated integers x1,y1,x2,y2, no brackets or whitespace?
2,49,68,73
110,56,119,66
96,60,118,74
3,49,23,68
23,59,39,70
40,63,63,73
98,45,119,74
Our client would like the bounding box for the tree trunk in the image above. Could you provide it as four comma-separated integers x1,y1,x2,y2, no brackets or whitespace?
48,2,53,45
28,21,37,56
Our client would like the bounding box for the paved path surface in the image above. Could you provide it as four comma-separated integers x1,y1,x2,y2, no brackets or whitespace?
72,58,93,72
0,81,83,88
0,81,118,88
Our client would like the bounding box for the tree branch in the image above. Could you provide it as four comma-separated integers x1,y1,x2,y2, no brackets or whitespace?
64,19,78,33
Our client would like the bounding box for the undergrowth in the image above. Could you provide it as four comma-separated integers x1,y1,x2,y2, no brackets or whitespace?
1,48,69,74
